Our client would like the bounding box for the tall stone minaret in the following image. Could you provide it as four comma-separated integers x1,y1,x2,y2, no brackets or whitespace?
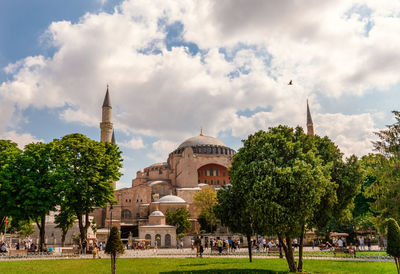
100,85,113,143
307,99,314,136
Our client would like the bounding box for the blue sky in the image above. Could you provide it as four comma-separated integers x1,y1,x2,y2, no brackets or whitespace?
1,0,400,188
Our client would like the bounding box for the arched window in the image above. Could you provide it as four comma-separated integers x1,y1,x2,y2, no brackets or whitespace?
145,234,151,245
121,209,132,219
165,234,171,247
155,234,162,247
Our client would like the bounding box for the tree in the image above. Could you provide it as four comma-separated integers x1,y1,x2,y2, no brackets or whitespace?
366,111,400,225
18,220,35,238
215,184,260,262
386,218,400,274
105,226,124,274
13,142,59,251
225,127,332,272
53,133,123,248
193,186,217,233
165,207,192,237
0,140,22,232
55,206,76,247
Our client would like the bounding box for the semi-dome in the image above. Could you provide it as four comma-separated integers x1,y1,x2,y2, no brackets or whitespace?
150,210,164,217
178,135,226,149
157,195,186,203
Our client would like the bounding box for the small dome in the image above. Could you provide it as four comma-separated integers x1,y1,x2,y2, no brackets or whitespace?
157,195,186,203
178,135,226,149
150,210,164,217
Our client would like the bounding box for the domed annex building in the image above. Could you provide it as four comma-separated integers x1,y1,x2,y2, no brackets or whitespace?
92,88,236,247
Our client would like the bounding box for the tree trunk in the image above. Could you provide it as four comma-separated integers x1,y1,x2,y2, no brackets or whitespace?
298,224,305,272
36,216,46,252
61,229,67,247
246,234,252,262
279,235,297,272
111,252,116,274
395,257,399,274
78,213,91,253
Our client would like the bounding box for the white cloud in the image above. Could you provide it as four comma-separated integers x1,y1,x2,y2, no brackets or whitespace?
146,140,178,163
0,131,43,149
119,136,145,150
1,0,399,161
315,113,378,156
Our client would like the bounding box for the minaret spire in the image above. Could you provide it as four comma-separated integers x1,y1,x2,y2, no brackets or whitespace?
111,130,116,144
307,99,314,135
100,85,113,143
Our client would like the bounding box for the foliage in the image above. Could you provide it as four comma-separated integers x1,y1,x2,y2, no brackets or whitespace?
105,226,124,274
193,186,217,233
165,206,192,235
386,218,400,273
55,206,76,247
53,133,123,245
14,142,59,251
217,126,334,270
17,220,35,237
0,140,22,231
365,111,400,225
312,136,364,240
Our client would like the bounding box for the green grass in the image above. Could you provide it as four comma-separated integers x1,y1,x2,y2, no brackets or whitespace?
0,258,396,273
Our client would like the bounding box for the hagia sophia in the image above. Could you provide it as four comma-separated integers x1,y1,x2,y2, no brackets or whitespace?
91,87,315,247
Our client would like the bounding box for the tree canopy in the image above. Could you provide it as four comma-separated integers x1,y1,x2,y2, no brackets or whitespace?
386,218,400,273
193,186,218,233
52,133,123,245
165,206,192,238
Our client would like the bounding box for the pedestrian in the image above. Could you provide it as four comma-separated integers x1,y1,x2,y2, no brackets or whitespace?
200,244,204,258
217,238,223,255
367,237,371,251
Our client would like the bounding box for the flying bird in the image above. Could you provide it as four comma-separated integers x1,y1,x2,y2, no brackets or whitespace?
288,80,293,85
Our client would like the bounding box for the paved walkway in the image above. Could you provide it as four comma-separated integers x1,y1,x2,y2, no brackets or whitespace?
0,248,393,263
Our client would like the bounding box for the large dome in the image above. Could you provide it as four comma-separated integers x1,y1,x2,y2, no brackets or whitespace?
157,195,186,203
178,135,226,149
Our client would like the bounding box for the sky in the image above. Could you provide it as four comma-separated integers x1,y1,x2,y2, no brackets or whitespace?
1,0,400,189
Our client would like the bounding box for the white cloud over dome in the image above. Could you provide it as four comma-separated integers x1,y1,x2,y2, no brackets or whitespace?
0,0,398,162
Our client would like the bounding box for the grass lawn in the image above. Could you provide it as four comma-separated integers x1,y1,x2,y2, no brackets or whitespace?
0,258,396,273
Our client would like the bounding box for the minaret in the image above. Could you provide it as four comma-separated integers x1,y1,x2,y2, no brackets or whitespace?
100,85,113,143
307,99,314,136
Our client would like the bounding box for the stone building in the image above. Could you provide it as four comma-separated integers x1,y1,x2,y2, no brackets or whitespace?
92,88,315,247
92,89,237,247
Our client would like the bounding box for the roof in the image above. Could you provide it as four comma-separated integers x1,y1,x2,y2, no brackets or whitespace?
102,87,112,108
148,180,169,187
150,210,164,217
156,195,186,203
307,99,313,125
178,135,226,149
111,130,116,144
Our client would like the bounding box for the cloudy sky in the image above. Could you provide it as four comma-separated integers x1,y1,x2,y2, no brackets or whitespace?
1,0,399,188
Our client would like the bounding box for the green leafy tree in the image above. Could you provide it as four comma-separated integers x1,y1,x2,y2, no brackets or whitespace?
386,218,400,274
55,206,76,247
18,220,35,237
53,133,123,247
225,126,332,272
193,186,217,233
165,207,192,236
366,111,400,225
105,226,124,274
13,142,59,251
215,184,260,262
311,136,364,255
0,140,22,231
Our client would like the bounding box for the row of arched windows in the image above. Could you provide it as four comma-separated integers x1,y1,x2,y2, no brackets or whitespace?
145,234,171,247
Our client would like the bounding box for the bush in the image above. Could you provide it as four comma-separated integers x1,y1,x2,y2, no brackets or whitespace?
386,218,400,273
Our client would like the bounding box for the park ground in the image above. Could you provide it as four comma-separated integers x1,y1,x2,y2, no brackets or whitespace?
0,257,397,273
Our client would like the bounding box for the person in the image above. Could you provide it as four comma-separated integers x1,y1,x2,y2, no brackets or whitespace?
338,238,344,248
92,246,98,259
228,238,233,252
199,243,204,258
16,243,20,250
367,237,371,251
195,237,201,257
191,239,194,250
348,243,355,258
217,238,223,255
293,238,298,249
359,237,365,250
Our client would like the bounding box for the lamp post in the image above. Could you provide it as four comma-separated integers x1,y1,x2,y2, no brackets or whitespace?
109,204,113,234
